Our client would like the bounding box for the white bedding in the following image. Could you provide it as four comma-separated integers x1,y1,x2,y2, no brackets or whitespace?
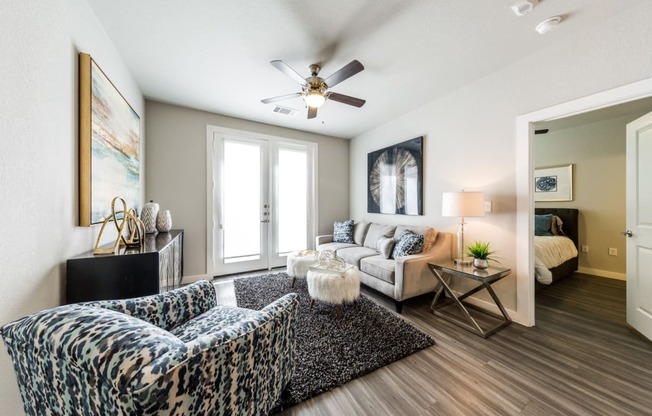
534,236,578,285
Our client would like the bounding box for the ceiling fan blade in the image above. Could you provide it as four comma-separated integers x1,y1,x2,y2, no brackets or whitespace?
270,60,307,86
324,60,364,88
260,92,302,104
328,92,366,108
307,106,318,119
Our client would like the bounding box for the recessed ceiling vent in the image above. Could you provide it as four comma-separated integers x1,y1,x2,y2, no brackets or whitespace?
273,105,297,116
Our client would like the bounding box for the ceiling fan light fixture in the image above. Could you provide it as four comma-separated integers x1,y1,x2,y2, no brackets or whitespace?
305,91,326,108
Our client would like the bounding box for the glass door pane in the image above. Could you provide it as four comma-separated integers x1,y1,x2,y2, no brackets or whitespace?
276,147,307,256
221,138,267,271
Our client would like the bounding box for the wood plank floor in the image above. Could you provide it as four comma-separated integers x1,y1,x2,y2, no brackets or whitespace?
214,272,652,415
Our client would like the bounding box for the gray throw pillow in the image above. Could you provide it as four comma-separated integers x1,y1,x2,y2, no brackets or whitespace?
376,236,395,259
333,220,354,243
392,230,424,258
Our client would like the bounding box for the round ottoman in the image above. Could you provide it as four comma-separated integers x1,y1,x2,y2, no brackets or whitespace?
286,251,319,287
307,266,360,319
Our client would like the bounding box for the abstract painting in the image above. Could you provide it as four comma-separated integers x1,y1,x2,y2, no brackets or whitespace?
367,136,423,215
79,53,140,226
534,164,573,201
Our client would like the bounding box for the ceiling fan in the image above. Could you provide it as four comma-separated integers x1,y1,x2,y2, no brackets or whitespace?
261,59,366,119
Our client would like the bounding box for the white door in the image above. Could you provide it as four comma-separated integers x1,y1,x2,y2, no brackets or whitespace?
626,111,652,341
211,131,316,275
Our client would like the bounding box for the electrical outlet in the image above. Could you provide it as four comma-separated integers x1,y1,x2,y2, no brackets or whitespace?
608,248,618,256
581,245,589,253
484,201,492,213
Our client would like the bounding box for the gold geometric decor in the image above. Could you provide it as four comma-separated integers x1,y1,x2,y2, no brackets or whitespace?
79,52,141,226
94,196,146,256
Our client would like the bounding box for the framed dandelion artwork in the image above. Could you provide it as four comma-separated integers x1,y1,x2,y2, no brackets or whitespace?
367,136,423,215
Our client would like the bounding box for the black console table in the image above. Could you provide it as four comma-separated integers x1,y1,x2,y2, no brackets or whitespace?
66,230,184,303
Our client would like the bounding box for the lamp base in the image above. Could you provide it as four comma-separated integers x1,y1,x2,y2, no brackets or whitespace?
454,257,473,266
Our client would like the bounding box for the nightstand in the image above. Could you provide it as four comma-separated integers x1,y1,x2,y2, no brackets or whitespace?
428,261,512,338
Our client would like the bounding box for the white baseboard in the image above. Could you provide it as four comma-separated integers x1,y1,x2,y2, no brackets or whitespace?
577,267,626,281
181,274,211,285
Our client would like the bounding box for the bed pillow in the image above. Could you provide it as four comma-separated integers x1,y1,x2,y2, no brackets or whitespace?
535,214,553,236
333,220,354,243
392,230,424,258
551,215,566,236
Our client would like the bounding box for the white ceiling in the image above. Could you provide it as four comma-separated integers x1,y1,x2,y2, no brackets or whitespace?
86,0,642,139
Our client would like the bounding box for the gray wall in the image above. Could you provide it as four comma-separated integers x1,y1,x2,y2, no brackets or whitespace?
350,2,652,315
535,112,649,279
0,1,145,413
145,101,349,277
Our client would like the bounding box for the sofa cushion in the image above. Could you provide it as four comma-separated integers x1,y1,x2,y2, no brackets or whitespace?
392,230,425,258
333,220,354,243
363,223,397,249
336,246,379,268
360,256,396,284
353,222,371,245
376,236,395,259
394,225,437,251
318,241,358,252
170,304,256,342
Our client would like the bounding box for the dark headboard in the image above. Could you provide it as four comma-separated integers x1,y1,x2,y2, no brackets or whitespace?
535,208,579,248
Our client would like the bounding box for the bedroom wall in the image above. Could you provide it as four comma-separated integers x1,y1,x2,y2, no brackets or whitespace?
145,100,349,278
534,111,650,280
350,1,652,318
0,1,145,413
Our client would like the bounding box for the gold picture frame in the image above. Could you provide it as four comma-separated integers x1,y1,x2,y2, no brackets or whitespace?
79,53,141,226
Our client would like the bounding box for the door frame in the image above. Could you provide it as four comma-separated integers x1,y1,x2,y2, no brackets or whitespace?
514,77,652,327
206,125,318,278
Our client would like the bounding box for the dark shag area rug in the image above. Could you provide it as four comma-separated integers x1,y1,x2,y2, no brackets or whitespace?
233,272,435,412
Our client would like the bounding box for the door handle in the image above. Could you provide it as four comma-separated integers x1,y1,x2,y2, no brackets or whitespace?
261,219,269,223
622,230,633,238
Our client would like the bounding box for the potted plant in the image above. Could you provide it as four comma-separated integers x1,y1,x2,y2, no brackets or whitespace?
465,241,498,269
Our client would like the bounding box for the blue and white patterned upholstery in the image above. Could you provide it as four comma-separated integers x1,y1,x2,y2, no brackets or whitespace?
333,220,354,243
1,280,299,416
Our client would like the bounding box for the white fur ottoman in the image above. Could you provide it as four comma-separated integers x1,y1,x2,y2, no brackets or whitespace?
307,266,360,319
287,251,319,287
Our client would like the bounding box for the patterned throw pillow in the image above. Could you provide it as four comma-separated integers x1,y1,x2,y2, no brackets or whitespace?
392,230,425,258
333,220,354,243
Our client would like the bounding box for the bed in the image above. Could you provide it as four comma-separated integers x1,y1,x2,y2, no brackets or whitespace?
534,208,579,291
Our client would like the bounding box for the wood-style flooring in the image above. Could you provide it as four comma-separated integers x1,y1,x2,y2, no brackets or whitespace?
213,272,652,415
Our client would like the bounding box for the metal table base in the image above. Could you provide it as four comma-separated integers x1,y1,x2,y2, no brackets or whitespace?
429,262,512,338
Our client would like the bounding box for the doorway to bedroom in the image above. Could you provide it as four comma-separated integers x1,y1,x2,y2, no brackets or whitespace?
530,96,652,331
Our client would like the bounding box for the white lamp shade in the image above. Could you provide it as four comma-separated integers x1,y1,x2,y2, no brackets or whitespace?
442,191,485,217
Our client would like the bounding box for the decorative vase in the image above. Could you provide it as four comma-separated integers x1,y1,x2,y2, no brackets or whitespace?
473,258,489,269
141,200,159,234
156,210,172,232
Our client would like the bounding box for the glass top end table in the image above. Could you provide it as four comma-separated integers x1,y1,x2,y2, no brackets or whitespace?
428,261,512,338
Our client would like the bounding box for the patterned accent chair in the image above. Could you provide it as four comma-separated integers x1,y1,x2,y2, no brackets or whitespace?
1,280,299,416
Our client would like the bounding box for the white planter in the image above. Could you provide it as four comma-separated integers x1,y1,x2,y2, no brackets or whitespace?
156,210,172,232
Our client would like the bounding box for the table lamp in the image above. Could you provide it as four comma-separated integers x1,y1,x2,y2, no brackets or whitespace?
442,191,485,265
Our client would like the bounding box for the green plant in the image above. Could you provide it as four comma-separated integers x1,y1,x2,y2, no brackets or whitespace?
465,241,499,262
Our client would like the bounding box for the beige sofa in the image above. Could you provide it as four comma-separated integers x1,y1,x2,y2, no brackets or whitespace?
316,222,452,313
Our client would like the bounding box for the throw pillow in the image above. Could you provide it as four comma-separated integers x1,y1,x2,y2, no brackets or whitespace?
376,236,395,259
392,230,425,258
333,220,354,243
534,214,553,236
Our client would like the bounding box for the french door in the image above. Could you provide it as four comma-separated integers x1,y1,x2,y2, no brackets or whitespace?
208,128,317,276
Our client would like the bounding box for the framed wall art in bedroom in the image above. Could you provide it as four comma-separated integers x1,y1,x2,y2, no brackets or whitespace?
367,136,423,215
534,164,573,202
79,53,141,226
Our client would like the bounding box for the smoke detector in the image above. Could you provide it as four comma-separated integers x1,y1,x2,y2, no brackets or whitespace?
536,16,562,34
511,0,538,16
